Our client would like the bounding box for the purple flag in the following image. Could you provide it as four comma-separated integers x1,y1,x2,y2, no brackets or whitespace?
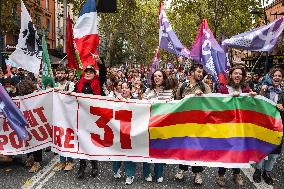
0,85,29,140
159,3,190,58
191,19,227,84
222,16,284,52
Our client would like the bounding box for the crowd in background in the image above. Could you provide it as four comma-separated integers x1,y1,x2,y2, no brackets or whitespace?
0,56,283,186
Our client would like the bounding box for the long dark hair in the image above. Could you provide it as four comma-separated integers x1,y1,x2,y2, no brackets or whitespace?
150,70,170,90
227,66,247,88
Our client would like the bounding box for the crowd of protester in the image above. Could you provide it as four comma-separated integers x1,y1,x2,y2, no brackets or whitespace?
0,55,283,186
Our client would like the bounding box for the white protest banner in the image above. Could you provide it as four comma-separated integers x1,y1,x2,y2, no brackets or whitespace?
0,90,53,155
0,90,282,168
51,92,150,162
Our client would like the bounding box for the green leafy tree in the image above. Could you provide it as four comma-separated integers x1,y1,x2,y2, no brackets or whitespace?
169,0,261,47
0,0,20,34
72,0,262,66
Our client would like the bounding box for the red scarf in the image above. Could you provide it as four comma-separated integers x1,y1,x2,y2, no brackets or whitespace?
76,76,100,95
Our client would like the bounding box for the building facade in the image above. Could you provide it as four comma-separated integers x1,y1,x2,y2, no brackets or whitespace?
265,0,284,23
55,0,76,51
241,1,284,73
5,0,56,51
265,0,284,55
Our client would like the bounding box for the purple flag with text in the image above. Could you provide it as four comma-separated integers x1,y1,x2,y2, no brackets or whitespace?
0,85,28,140
159,3,190,58
191,19,227,85
222,16,284,52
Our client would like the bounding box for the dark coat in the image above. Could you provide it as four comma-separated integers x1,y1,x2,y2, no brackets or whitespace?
74,63,107,96
272,93,284,154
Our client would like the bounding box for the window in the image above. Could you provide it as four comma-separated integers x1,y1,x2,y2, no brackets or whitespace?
46,18,50,33
13,35,19,44
12,5,17,19
45,0,49,11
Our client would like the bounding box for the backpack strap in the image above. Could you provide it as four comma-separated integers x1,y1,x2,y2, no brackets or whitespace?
198,82,206,93
179,81,188,98
64,81,71,91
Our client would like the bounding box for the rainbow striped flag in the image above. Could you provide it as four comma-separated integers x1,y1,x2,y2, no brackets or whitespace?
149,95,283,166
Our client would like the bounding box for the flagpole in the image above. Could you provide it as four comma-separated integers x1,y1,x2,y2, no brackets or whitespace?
59,55,67,64
63,0,67,54
0,0,4,52
263,0,269,74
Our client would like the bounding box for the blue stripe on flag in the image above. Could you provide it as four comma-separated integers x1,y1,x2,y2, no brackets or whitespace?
79,0,97,16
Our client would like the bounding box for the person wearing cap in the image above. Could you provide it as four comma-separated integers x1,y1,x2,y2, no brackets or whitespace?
75,65,100,95
74,55,106,180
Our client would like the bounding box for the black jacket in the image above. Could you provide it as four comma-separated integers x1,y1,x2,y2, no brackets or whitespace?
74,63,107,96
272,93,284,154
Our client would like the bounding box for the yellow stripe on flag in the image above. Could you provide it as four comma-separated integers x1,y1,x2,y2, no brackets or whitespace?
149,123,282,145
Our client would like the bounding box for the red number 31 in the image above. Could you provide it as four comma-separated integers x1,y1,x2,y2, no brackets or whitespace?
90,107,133,149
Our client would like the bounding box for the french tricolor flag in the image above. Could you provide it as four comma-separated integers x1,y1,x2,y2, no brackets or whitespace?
74,0,99,70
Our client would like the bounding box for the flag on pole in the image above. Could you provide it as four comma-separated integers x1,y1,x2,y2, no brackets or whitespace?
66,15,80,70
222,16,284,52
9,0,42,75
191,19,227,84
147,48,160,85
0,85,28,140
41,31,55,89
74,0,99,70
159,3,190,58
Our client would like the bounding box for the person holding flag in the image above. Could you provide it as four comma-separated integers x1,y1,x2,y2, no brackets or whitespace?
175,64,211,185
253,67,284,185
216,66,257,187
143,69,174,183
74,55,106,180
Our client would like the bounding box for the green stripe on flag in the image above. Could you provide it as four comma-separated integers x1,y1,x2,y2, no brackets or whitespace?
151,96,280,119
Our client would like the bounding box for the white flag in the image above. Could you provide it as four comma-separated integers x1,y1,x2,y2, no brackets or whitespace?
9,0,42,75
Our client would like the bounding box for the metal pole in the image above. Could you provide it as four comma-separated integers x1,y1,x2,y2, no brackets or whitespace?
263,0,269,74
63,0,67,53
0,0,4,52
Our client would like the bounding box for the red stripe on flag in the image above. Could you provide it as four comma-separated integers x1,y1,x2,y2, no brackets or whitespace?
66,15,79,69
149,109,282,132
74,34,99,70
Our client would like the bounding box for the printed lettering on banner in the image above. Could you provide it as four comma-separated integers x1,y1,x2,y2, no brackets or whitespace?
0,91,53,155
51,92,78,154
76,97,150,159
